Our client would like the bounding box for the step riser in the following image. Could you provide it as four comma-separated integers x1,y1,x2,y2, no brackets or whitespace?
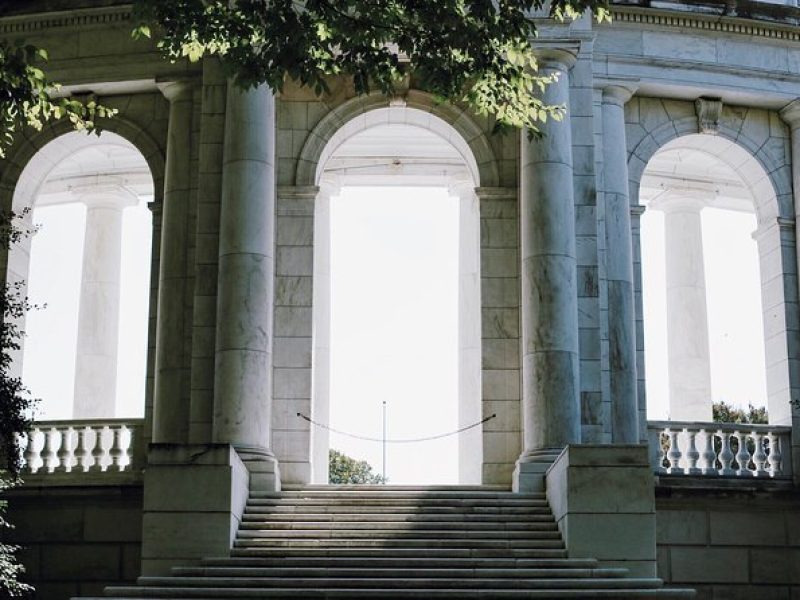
197,558,601,569
169,568,629,579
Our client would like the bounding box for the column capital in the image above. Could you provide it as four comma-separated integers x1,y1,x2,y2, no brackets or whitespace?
70,182,138,209
532,46,578,71
602,83,638,107
649,188,714,214
157,78,197,103
780,99,800,129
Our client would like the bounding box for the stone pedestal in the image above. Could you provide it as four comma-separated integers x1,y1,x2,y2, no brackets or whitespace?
651,193,713,422
601,84,639,443
515,48,581,492
72,186,138,418
546,444,657,577
141,444,249,576
213,81,280,490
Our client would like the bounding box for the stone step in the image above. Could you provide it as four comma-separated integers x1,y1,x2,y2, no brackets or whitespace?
102,583,696,598
280,485,513,492
229,547,571,559
246,500,551,510
239,520,558,531
236,528,562,539
134,577,664,590
168,566,630,579
241,512,556,523
251,491,535,501
233,538,566,549
197,557,601,569
247,505,551,515
87,591,696,599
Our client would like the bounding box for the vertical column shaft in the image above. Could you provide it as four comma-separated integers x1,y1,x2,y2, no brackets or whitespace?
655,194,713,422
73,188,136,418
519,49,581,462
601,85,639,443
153,80,194,442
213,82,277,462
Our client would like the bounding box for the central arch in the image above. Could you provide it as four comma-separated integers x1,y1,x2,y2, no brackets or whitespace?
307,100,486,484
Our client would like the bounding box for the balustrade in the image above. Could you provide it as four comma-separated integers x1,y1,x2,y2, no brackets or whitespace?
21,419,142,475
648,421,792,479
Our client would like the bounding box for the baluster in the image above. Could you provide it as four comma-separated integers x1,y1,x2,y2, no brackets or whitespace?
41,428,57,473
54,427,72,473
655,430,667,474
23,429,38,473
735,431,752,476
74,427,91,472
751,431,768,477
667,428,684,475
767,432,783,477
685,429,701,475
89,426,105,472
719,431,735,476
700,429,717,475
109,426,124,471
122,426,133,470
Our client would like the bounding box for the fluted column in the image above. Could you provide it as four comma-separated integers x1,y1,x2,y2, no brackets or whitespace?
652,192,713,422
213,81,279,487
602,84,639,443
515,48,581,491
153,80,194,443
72,186,137,418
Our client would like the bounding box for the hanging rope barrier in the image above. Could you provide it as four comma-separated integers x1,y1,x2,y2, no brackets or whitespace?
296,412,496,444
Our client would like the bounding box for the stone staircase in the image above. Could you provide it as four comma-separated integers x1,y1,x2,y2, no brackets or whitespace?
96,485,695,598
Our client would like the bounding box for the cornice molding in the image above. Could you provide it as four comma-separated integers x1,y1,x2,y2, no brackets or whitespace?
0,5,133,35
607,6,800,43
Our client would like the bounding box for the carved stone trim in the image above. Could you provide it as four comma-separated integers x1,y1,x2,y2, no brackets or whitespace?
0,6,133,35
695,98,724,135
608,7,800,42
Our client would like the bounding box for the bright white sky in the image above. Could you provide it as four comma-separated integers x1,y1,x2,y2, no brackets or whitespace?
21,186,768,483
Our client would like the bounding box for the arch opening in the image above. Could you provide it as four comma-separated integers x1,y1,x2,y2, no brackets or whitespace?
308,107,483,484
637,133,790,426
9,130,155,421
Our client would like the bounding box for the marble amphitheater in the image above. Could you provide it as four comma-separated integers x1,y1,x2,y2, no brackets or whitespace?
1,0,800,598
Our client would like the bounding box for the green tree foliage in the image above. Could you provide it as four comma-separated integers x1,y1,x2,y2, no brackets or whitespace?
133,0,609,135
329,449,388,484
712,400,768,425
0,40,116,159
0,210,39,598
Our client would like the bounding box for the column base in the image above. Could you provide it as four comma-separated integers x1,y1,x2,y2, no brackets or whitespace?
512,448,565,493
236,446,281,492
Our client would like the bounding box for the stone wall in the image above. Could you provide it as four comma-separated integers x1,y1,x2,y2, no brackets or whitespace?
3,483,143,599
656,484,800,599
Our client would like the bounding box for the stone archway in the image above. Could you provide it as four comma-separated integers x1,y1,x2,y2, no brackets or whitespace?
633,132,795,426
272,96,520,486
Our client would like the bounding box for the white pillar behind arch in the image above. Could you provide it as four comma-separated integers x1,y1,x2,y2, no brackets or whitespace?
72,186,137,418
452,180,482,484
651,191,713,422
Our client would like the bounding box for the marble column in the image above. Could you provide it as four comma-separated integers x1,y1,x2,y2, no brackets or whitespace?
213,81,279,488
515,48,581,491
451,178,482,484
601,84,639,443
153,80,194,443
72,185,137,418
652,192,713,422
